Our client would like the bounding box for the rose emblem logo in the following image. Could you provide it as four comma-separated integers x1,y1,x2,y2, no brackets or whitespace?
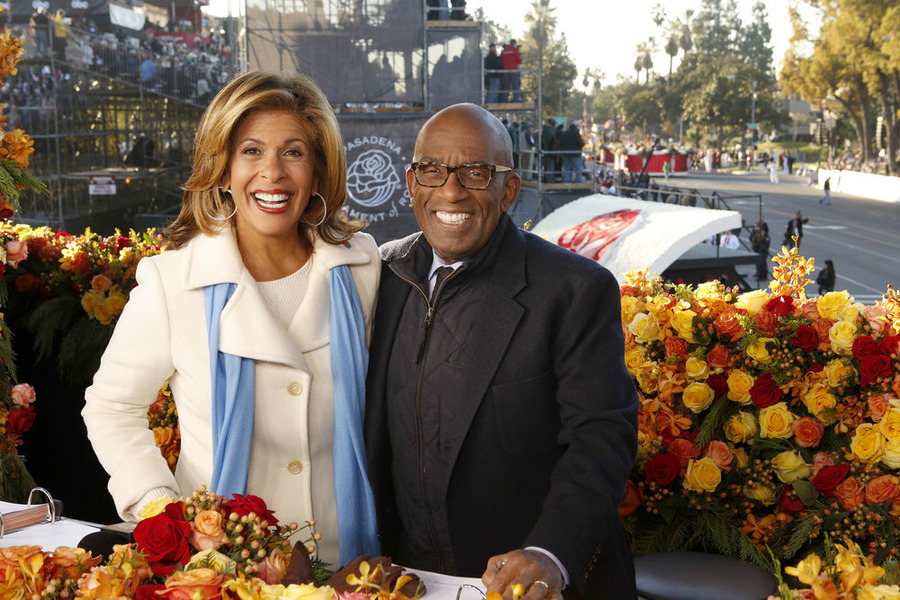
347,149,401,209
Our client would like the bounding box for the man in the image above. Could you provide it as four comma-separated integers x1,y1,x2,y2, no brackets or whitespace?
541,118,556,183
784,210,809,249
484,43,504,104
365,103,638,599
519,120,536,180
560,121,584,183
500,39,522,102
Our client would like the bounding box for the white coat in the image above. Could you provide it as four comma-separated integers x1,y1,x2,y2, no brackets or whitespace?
83,225,380,566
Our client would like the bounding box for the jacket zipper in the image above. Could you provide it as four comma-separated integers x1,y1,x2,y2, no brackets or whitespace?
388,264,456,571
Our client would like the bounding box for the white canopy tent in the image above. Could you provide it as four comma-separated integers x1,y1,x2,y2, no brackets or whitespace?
530,195,744,284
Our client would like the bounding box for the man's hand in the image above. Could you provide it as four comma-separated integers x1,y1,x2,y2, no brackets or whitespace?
481,549,564,600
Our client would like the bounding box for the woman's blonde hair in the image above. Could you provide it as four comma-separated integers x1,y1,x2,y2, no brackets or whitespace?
165,70,364,249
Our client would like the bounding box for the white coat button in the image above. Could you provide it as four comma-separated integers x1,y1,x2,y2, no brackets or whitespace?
287,460,303,474
287,381,303,396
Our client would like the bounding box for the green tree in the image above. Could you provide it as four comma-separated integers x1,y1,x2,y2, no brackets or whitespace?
739,2,774,75
520,0,577,121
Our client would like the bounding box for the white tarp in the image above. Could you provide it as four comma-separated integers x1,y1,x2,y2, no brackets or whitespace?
530,194,743,283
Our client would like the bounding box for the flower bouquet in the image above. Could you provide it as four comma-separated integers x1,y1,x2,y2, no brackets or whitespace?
0,486,426,599
618,243,900,571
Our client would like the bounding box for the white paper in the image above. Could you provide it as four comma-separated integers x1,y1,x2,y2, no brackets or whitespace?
0,500,100,550
406,568,486,600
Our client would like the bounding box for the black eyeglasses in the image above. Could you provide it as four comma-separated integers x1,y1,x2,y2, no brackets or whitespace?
410,162,512,190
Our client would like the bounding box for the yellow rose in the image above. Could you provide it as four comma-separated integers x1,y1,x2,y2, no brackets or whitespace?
829,320,858,355
624,347,648,377
620,295,642,324
727,369,755,405
742,481,776,505
850,423,885,463
771,450,811,483
683,457,722,493
759,402,795,439
81,289,102,313
186,549,236,575
92,303,113,325
823,359,854,389
736,290,769,315
138,495,178,519
838,302,860,323
817,290,852,320
857,585,900,600
804,384,837,418
684,357,709,381
732,447,750,468
882,437,900,470
628,312,660,343
670,308,697,342
106,291,128,316
881,409,900,442
260,583,336,600
682,382,715,413
745,337,776,364
724,412,758,443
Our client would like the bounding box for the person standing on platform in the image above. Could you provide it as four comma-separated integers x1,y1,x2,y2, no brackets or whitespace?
82,71,381,568
365,103,639,600
519,120,536,180
662,158,670,181
52,9,68,61
560,121,584,183
483,43,503,104
500,39,522,102
817,259,836,295
819,177,831,205
540,117,556,182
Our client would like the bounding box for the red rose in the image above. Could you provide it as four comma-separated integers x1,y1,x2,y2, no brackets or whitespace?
7,405,36,435
806,363,824,374
117,235,131,250
222,493,278,527
810,463,849,497
15,273,41,293
766,295,795,317
135,584,166,600
754,310,778,337
791,325,819,352
644,452,682,486
860,355,893,388
852,335,880,361
706,372,728,398
133,502,191,576
778,486,807,515
664,336,689,360
750,373,782,409
880,335,900,356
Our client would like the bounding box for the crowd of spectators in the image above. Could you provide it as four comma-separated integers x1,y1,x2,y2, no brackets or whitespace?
4,13,240,128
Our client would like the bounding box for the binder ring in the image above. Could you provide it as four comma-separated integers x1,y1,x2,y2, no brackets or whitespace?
27,486,59,524
455,584,486,600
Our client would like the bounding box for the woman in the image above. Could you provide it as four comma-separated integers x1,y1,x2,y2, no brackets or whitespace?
817,259,836,295
83,71,380,567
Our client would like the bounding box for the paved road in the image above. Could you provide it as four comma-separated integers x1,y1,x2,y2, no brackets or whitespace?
660,168,900,301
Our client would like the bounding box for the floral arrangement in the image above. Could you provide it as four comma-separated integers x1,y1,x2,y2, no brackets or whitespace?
618,243,900,571
0,18,49,502
0,486,426,599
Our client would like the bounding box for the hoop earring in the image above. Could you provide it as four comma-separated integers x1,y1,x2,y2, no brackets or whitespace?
308,192,327,228
209,187,237,221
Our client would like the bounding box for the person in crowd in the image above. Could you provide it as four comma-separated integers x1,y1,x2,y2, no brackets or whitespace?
560,121,584,183
662,158,670,181
52,9,68,61
30,7,51,58
750,218,770,280
450,0,466,20
817,259,836,295
519,120,536,180
767,155,779,184
82,71,381,568
483,43,503,104
719,228,740,250
784,210,809,249
540,117,556,182
139,52,158,84
819,177,831,205
500,39,522,102
364,103,638,599
425,0,450,20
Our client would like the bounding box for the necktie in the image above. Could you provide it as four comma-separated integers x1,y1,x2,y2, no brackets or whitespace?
431,266,454,302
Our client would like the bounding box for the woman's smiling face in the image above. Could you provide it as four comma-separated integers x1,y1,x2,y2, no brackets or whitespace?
224,110,318,246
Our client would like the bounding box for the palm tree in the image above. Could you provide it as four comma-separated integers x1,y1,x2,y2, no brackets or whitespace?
524,0,557,113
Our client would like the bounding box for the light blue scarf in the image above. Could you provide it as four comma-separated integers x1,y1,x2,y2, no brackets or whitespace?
205,264,379,565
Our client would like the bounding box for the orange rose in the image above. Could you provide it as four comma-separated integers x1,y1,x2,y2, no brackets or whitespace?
91,274,113,292
48,546,103,580
800,299,820,320
714,309,745,342
703,440,734,472
191,510,229,551
866,475,900,504
0,545,44,574
814,318,836,351
791,417,825,448
256,547,289,584
834,476,865,511
670,437,701,468
618,480,643,517
706,344,732,369
157,568,225,600
664,336,689,360
754,309,778,337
